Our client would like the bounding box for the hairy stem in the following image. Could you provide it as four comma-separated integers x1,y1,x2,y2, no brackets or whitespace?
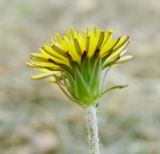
86,105,100,154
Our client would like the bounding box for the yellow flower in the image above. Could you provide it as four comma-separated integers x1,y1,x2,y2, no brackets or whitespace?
27,27,132,107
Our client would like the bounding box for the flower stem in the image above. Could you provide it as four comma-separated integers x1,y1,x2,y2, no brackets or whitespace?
86,105,100,154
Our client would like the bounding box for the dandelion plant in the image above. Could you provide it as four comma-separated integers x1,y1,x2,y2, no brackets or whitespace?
27,27,132,154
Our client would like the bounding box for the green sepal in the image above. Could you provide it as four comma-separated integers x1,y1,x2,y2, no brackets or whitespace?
99,84,128,98
89,58,102,97
74,67,92,106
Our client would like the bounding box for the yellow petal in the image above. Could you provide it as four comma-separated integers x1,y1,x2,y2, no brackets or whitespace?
30,53,49,62
40,45,66,61
116,55,133,64
113,36,129,50
61,36,81,62
100,30,112,49
88,32,99,57
27,61,59,69
96,31,105,49
107,39,129,60
100,37,120,56
31,72,55,80
73,38,82,56
36,68,59,73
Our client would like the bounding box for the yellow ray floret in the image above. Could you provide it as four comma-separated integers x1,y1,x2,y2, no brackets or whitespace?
27,27,132,80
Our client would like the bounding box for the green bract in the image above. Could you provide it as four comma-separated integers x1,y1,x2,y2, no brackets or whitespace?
62,52,102,107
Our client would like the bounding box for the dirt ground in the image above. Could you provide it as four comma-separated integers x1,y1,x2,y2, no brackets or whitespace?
0,0,160,154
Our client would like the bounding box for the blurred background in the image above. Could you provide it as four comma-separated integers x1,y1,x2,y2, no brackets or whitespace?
0,0,160,154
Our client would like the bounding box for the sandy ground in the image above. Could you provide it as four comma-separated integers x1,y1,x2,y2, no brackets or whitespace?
0,0,160,154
